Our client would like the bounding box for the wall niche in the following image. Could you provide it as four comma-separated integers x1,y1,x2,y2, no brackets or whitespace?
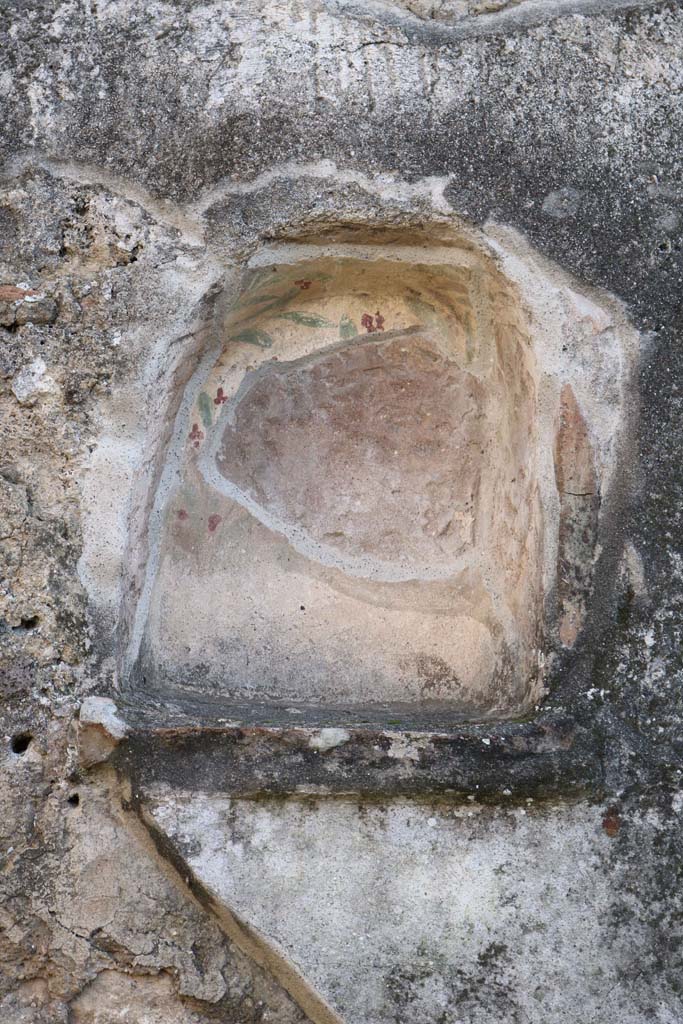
125,229,637,722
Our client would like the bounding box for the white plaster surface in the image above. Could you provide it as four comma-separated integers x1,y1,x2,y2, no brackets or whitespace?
147,792,637,1024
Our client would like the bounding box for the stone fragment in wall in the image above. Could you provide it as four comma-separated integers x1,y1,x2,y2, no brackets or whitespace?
78,697,128,767
400,0,518,18
0,475,29,565
554,384,600,647
0,284,58,328
70,972,202,1024
401,0,468,22
14,297,58,326
11,357,59,405
309,728,351,752
469,0,519,12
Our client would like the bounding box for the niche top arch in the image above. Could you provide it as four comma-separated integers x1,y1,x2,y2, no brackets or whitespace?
125,229,637,725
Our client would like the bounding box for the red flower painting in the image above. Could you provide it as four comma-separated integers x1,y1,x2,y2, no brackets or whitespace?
189,423,204,448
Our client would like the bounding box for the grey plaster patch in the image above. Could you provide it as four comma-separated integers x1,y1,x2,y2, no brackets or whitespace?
541,188,582,219
308,729,351,752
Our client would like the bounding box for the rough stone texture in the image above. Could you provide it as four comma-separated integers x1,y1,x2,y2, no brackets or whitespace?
1,1,683,1022
0,731,309,1023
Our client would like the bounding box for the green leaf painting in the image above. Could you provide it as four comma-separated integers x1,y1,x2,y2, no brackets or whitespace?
229,327,274,348
230,288,300,322
244,267,278,292
276,311,334,328
339,315,358,340
198,391,213,430
255,289,300,315
239,292,289,307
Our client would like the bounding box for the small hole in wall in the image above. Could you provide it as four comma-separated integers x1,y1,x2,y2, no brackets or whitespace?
12,615,40,631
11,733,32,755
67,793,80,807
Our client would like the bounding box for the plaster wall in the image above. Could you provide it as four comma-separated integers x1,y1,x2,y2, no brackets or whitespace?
1,2,682,1023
